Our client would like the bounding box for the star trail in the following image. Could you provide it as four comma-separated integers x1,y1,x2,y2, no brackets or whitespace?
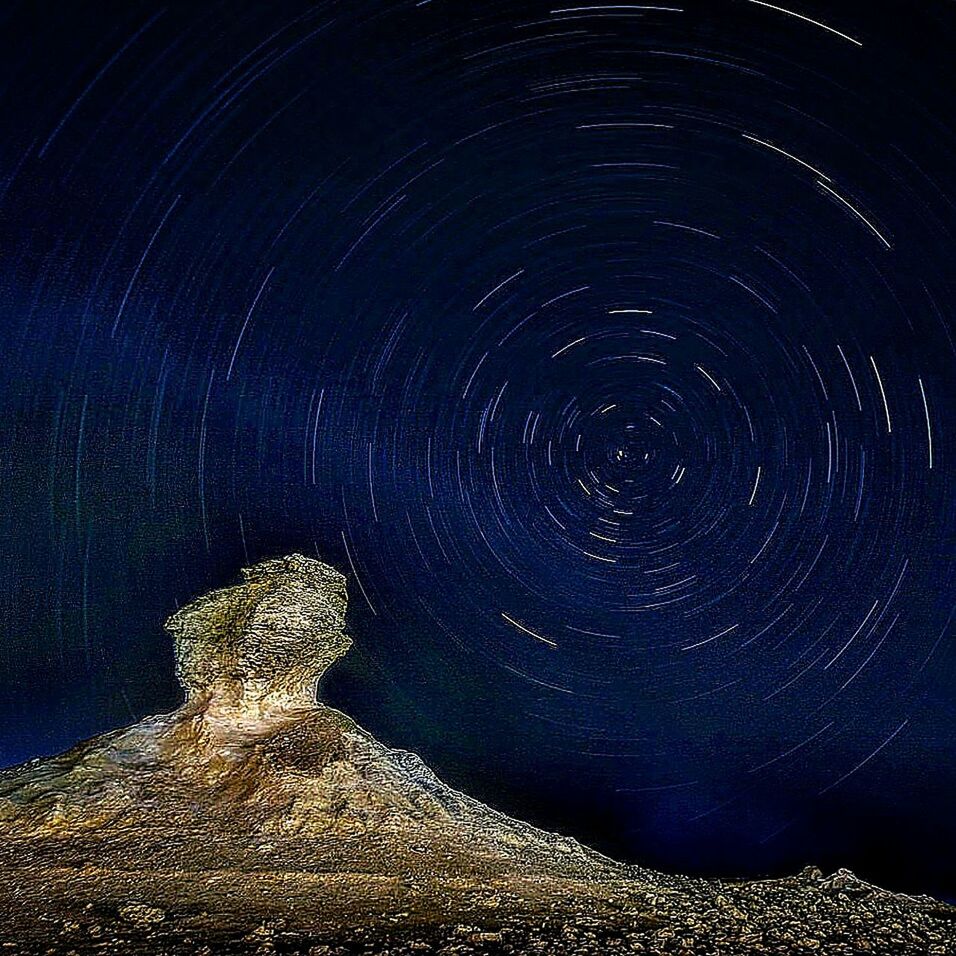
0,0,953,898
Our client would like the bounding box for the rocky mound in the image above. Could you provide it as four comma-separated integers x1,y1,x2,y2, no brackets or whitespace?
0,554,951,955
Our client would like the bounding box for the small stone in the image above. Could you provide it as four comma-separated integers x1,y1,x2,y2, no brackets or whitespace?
118,903,166,926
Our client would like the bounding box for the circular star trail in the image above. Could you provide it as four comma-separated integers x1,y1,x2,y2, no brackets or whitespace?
0,0,953,896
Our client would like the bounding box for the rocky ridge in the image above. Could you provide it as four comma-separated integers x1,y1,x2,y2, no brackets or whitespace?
0,554,952,955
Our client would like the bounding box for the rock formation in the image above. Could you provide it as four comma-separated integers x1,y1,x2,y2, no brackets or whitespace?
169,554,352,712
0,555,952,955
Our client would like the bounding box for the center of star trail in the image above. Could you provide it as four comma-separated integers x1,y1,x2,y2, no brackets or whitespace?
0,0,953,898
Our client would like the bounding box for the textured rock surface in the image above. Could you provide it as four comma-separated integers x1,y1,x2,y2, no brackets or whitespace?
169,553,351,710
0,555,952,955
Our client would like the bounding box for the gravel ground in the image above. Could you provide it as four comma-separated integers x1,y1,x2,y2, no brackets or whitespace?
0,861,952,955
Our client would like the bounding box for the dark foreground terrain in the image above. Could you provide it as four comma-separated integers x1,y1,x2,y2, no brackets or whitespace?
1,555,952,955
3,859,954,955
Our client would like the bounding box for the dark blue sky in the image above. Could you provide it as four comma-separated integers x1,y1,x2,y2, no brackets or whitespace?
1,0,954,899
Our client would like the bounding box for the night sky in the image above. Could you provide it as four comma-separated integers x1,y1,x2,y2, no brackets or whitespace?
1,0,954,899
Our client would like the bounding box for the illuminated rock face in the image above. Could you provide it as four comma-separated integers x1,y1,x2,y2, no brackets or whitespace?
0,554,602,873
167,554,351,712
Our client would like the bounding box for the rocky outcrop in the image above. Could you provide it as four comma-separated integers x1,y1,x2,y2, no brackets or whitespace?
168,554,351,712
0,555,952,955
0,555,607,875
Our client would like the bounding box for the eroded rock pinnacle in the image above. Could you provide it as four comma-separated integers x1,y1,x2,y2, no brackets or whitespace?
166,553,351,713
